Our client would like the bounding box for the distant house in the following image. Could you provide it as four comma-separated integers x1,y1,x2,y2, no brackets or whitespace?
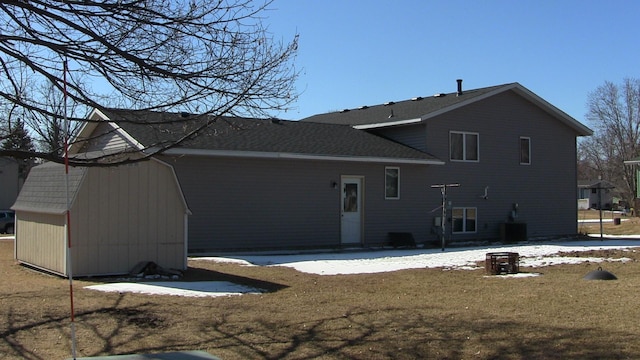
577,179,616,210
0,157,19,210
12,159,190,276
30,81,591,254
622,157,640,211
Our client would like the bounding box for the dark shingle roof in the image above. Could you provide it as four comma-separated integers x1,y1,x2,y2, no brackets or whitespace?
102,110,442,164
301,84,508,126
578,179,615,189
12,162,86,214
300,83,592,137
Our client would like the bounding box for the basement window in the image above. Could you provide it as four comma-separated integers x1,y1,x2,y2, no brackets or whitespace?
452,207,477,233
385,167,400,199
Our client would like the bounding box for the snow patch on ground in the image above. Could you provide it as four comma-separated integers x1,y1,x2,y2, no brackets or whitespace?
85,281,263,297
85,238,640,297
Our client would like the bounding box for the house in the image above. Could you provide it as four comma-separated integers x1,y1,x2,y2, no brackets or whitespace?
72,110,443,252
12,159,190,276
302,80,592,243
577,179,616,210
62,81,591,253
0,157,19,210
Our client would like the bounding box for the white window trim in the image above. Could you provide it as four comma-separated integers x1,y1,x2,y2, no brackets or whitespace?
520,136,531,165
385,166,400,200
449,131,480,162
452,207,477,234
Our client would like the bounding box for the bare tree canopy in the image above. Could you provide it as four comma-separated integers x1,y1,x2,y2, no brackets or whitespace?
579,78,640,203
0,0,299,163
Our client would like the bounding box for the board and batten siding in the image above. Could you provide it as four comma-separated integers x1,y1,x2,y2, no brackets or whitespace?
411,90,579,241
163,155,438,252
70,159,186,276
14,212,67,275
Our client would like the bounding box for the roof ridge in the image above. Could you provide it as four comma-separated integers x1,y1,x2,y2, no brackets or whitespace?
309,83,517,117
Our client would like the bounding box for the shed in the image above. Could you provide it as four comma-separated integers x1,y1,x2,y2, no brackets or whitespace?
12,158,190,277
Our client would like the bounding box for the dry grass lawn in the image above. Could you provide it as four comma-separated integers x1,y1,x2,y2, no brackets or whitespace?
578,209,640,236
2,215,640,359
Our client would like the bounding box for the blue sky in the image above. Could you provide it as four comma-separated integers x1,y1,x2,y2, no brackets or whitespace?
265,0,639,125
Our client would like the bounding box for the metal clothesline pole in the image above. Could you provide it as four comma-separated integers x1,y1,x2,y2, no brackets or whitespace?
431,183,460,251
63,57,78,360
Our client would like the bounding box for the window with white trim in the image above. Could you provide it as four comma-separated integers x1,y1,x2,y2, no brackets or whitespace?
450,131,479,162
452,207,477,233
520,136,531,165
385,167,400,199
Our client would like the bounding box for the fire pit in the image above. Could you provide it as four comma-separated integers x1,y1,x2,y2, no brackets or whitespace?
485,252,519,275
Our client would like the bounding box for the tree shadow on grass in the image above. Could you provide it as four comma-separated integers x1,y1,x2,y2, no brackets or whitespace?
0,265,290,359
0,294,156,359
1,298,637,359
184,307,639,360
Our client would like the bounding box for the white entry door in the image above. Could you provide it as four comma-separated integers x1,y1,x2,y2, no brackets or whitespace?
341,177,362,244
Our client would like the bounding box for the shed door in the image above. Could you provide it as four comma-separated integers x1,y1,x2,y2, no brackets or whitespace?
341,177,363,244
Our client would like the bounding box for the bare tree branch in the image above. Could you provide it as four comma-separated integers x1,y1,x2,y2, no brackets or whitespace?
1,0,299,164
581,78,640,204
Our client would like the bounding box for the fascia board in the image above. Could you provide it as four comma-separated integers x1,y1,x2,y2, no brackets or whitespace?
11,205,67,215
352,83,594,137
353,118,422,130
419,88,509,122
69,109,105,153
73,108,146,152
160,148,445,165
509,84,594,136
112,123,147,151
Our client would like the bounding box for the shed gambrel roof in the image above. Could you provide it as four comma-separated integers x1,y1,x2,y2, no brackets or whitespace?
12,162,86,214
302,83,593,136
85,109,444,165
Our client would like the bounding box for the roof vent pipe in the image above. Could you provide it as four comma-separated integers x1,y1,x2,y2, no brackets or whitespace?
456,79,463,96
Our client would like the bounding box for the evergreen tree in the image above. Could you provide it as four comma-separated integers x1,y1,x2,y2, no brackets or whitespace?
2,118,36,178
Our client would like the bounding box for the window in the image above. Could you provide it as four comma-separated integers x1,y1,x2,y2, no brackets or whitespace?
452,207,477,233
385,167,400,199
520,137,531,165
344,183,358,212
450,131,479,161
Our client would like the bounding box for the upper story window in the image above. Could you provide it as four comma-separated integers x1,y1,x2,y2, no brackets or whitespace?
520,137,531,165
450,131,479,162
385,166,400,199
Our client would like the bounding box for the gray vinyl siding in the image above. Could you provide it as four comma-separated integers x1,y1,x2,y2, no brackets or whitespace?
0,157,19,209
163,155,439,252
162,89,581,252
80,122,132,153
369,124,427,152
418,90,578,241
